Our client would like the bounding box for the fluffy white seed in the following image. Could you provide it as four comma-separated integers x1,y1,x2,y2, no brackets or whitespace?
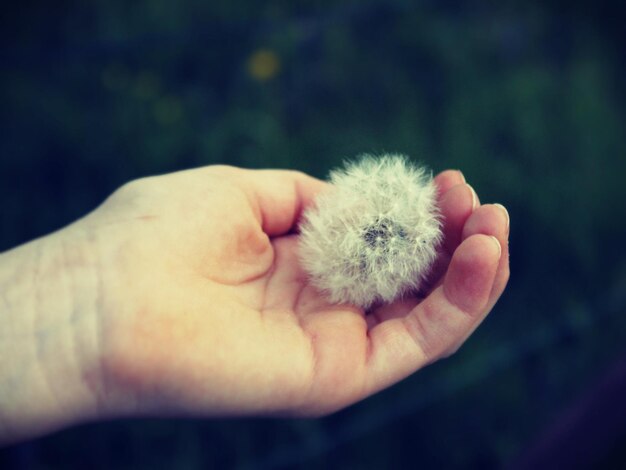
298,154,442,308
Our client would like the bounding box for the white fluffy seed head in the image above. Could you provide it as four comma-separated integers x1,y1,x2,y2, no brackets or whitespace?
298,154,442,308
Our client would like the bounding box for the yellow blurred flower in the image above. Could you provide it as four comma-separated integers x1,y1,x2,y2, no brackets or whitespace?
247,49,281,81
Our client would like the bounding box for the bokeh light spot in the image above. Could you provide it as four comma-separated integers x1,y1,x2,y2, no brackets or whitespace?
247,49,281,81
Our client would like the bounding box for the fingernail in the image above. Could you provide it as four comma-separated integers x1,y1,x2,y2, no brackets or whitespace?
489,236,502,259
456,170,466,183
467,184,478,209
494,203,509,231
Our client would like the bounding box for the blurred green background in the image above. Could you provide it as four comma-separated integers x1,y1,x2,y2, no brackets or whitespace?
1,1,626,468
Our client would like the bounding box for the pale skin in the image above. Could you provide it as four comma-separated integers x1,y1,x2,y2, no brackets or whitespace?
0,166,509,446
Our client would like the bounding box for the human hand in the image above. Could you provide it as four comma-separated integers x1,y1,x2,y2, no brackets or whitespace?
0,165,509,443
91,165,509,415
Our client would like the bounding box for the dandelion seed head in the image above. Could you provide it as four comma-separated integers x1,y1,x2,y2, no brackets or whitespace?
298,154,442,308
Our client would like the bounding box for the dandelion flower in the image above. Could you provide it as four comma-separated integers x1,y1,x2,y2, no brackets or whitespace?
299,154,442,308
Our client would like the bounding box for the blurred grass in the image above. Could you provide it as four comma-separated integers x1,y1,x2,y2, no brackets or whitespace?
1,1,626,468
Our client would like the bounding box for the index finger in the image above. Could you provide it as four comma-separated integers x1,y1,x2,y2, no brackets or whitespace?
239,169,330,237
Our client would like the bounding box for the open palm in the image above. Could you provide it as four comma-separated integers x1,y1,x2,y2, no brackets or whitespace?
91,165,509,419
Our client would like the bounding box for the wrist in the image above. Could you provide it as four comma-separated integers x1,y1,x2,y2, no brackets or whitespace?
0,225,108,444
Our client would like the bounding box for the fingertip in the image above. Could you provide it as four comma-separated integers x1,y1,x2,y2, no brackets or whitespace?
244,169,330,236
443,234,501,315
459,204,510,311
434,170,466,195
292,171,331,208
453,234,501,274
493,204,510,239
440,184,477,254
489,235,502,259
462,204,509,241
467,184,479,210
